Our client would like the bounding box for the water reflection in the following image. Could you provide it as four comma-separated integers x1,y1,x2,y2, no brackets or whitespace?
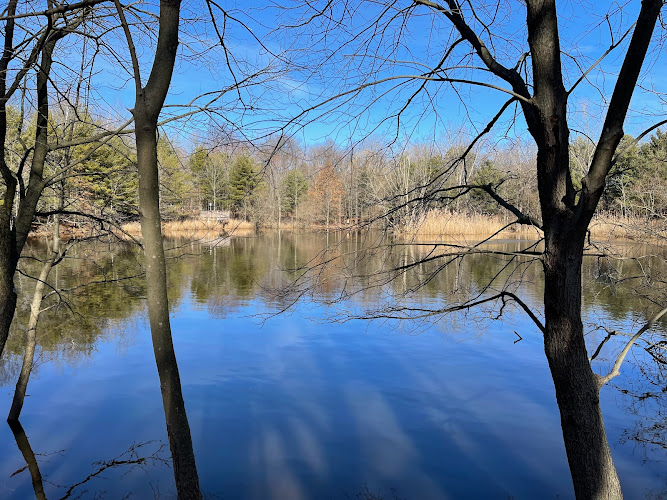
8,419,170,499
8,421,46,500
0,233,665,498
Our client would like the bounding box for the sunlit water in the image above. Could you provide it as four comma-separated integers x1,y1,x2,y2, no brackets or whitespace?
0,232,665,499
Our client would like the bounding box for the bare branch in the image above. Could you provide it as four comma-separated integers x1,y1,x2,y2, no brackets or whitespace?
611,118,667,167
0,0,109,21
578,0,664,227
352,290,544,333
35,210,143,248
412,0,532,100
596,306,667,389
567,22,636,96
113,0,142,93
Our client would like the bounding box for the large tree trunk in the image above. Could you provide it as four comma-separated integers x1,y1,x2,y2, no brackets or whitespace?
135,113,202,500
521,0,649,495
123,2,200,496
0,0,18,359
543,232,622,499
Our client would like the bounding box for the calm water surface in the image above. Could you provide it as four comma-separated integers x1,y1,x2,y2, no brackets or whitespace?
0,232,665,499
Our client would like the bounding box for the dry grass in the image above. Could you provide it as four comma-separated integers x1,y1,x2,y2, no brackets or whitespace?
397,210,541,241
120,217,256,240
31,212,665,246
397,209,666,244
588,214,666,243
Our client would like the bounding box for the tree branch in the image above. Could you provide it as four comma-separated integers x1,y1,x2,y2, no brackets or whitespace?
113,0,142,94
477,182,543,229
578,0,663,228
413,0,531,99
353,290,545,333
596,306,667,389
0,0,109,21
567,22,636,96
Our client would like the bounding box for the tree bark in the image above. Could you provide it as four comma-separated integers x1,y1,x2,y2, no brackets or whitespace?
524,1,661,496
543,231,622,499
7,254,53,422
0,0,19,360
135,117,201,499
124,0,202,497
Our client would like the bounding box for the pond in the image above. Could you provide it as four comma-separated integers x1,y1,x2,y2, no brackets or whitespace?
0,232,665,499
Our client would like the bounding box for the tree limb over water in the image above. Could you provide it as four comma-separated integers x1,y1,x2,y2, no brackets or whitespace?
276,1,667,497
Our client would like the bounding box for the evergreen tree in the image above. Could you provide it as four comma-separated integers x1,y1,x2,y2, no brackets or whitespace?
469,160,505,215
632,129,667,218
229,154,258,219
603,135,640,215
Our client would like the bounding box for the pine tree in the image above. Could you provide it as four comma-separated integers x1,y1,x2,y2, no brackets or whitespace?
229,155,258,220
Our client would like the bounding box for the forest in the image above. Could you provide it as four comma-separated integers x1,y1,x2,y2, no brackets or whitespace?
4,101,667,234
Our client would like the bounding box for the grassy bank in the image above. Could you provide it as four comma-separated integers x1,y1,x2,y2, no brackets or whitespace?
395,210,539,241
31,212,662,244
121,218,256,239
396,210,665,243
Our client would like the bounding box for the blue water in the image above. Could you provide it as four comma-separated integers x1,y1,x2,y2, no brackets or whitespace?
0,238,665,499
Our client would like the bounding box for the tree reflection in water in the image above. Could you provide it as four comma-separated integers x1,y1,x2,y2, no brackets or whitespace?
0,233,664,498
8,419,169,499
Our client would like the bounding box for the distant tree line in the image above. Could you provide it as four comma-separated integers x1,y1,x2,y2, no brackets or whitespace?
4,104,666,230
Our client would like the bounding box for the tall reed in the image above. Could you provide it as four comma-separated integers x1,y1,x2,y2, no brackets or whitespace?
397,209,665,243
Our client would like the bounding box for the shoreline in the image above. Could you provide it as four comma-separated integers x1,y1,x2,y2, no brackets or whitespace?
27,211,665,246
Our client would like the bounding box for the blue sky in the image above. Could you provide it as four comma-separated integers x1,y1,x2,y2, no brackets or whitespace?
75,0,667,151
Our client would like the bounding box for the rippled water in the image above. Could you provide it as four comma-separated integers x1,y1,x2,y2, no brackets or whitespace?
0,232,665,499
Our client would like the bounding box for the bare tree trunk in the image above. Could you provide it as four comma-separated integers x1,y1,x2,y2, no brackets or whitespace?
0,0,20,359
9,37,84,418
118,0,201,496
543,234,622,498
135,120,201,499
7,251,53,421
325,199,330,230
524,1,661,495
0,2,80,359
294,182,299,226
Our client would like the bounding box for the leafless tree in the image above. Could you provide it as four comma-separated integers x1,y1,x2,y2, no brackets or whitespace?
276,1,667,497
113,0,202,497
0,0,148,361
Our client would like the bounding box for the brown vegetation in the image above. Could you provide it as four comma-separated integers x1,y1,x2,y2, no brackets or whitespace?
121,218,256,240
395,209,666,244
395,210,539,240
